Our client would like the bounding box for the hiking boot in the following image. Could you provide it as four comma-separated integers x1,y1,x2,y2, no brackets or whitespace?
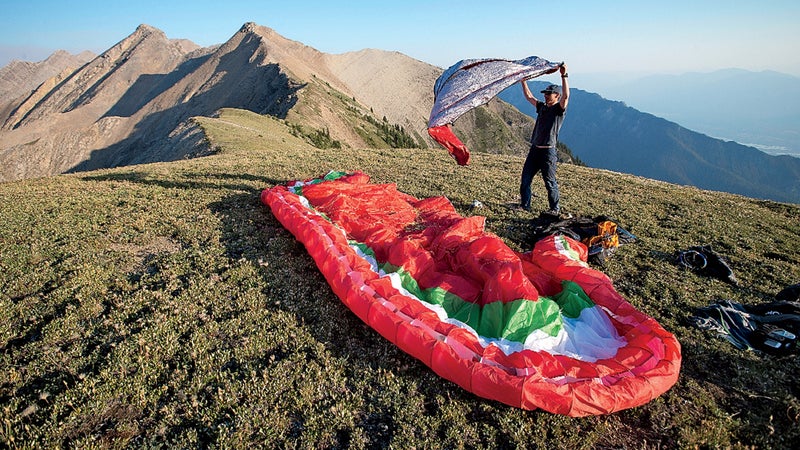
542,209,572,220
506,203,530,212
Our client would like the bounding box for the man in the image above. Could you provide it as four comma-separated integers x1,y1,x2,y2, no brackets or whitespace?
518,63,569,217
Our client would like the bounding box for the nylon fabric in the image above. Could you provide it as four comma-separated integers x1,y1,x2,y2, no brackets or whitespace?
427,56,560,164
428,56,560,128
262,171,682,416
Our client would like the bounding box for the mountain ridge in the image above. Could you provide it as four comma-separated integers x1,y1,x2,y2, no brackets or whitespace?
1,23,798,204
499,82,800,203
0,22,533,182
0,49,96,102
0,24,205,180
592,69,800,156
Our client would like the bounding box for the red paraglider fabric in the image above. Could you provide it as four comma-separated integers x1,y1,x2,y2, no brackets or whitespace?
428,125,471,166
262,171,681,416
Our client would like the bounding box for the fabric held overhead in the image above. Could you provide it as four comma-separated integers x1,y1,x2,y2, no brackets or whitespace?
427,56,561,165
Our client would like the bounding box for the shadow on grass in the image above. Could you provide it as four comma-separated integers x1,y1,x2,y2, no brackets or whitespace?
81,171,285,194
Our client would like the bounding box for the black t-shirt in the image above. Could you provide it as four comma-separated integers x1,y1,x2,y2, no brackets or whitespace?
531,102,566,147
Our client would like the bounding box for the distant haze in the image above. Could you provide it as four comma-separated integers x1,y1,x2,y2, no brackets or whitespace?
576,69,800,158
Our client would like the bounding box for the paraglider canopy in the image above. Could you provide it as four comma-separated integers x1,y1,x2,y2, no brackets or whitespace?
427,56,561,165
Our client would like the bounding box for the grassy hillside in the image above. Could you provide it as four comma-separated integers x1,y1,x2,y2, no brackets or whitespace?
2,108,798,449
285,75,426,150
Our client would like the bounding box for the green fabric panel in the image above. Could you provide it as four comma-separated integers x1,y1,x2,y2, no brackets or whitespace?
343,226,598,343
506,297,564,339
479,298,563,339
425,287,482,330
379,264,424,300
323,171,348,181
552,281,596,319
360,245,575,342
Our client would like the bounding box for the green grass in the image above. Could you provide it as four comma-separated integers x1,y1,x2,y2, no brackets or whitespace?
2,108,798,448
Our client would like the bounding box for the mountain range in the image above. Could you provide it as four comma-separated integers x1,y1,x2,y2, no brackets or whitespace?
0,23,534,182
499,85,800,203
586,69,800,157
1,23,798,204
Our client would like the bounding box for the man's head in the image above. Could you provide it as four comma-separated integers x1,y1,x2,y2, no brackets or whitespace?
541,84,561,105
541,84,562,96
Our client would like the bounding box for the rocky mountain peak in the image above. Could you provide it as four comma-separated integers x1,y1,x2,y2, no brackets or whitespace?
0,23,525,184
239,22,258,34
135,23,162,34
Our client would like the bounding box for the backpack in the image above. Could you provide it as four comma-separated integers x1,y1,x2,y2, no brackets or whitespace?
529,215,636,265
583,221,620,265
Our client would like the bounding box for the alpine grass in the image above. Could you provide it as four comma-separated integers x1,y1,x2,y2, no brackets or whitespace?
1,108,798,449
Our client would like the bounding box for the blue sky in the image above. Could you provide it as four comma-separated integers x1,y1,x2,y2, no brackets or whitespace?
3,0,800,79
